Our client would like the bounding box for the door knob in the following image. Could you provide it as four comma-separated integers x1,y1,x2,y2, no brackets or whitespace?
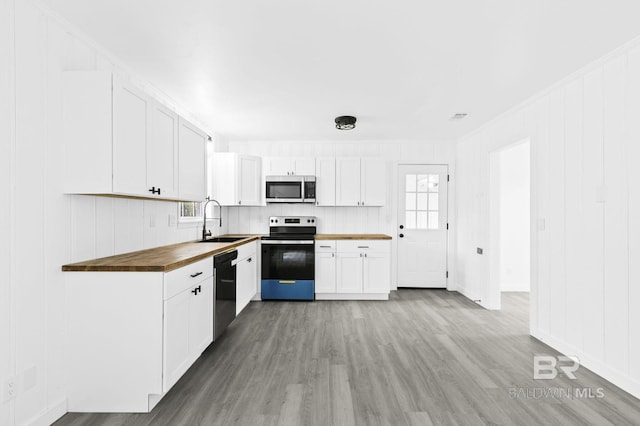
399,233,404,238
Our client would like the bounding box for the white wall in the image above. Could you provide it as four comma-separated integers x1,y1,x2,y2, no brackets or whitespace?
455,38,640,398
1,2,209,424
498,142,530,291
1,0,14,424
227,140,456,290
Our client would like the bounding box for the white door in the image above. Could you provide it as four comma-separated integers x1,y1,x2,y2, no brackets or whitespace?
178,118,207,201
336,252,363,293
397,165,448,288
335,157,361,206
163,290,190,392
315,251,337,293
315,157,336,206
112,77,149,196
363,252,390,293
292,157,316,175
361,158,386,206
148,102,178,198
238,155,261,205
263,157,292,175
188,280,213,356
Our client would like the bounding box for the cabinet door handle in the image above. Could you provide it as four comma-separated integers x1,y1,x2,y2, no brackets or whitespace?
361,201,364,206
320,245,331,248
190,272,203,278
191,285,201,295
357,246,369,249
364,253,367,257
239,200,242,205
247,257,252,263
332,253,334,258
149,186,161,195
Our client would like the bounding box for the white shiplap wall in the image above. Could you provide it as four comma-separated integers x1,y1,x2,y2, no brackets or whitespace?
455,38,640,398
2,2,207,424
226,140,456,290
1,0,14,425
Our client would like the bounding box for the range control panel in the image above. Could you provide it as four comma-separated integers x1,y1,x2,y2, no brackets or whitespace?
269,216,317,226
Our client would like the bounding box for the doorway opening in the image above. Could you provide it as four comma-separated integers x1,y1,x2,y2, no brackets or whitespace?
489,139,530,310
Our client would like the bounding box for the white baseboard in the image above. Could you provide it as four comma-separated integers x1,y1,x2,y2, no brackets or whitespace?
531,328,640,400
455,284,491,309
27,398,66,426
315,293,389,301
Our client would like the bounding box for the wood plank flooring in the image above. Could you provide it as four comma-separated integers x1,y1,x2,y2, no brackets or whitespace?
55,291,640,426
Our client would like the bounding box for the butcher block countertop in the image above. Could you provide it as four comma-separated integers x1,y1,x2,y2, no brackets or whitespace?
315,234,392,240
62,235,261,272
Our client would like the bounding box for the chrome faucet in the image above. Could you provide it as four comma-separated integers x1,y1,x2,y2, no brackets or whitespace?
202,197,222,241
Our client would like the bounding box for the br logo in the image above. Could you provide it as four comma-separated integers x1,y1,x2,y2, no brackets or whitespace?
533,355,580,380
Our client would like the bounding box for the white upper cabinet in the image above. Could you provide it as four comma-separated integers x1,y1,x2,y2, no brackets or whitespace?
238,155,262,205
148,103,178,199
263,157,316,176
63,71,113,194
112,76,149,196
336,157,386,206
178,118,207,202
315,157,336,206
360,158,386,206
293,157,316,175
62,70,206,202
211,153,262,206
335,157,362,206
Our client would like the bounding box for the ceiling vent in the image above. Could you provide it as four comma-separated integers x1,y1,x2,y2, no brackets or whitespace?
335,116,356,130
450,113,469,120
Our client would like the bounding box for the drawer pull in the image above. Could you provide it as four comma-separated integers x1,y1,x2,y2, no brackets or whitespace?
320,245,332,248
191,285,201,295
190,272,203,278
357,246,369,249
279,280,296,284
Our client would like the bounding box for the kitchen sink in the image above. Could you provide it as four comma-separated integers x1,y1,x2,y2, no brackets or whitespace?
199,236,245,243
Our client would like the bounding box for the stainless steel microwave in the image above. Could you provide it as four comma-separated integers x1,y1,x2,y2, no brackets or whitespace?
265,176,316,203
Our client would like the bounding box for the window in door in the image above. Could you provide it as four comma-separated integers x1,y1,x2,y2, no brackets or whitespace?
405,174,439,230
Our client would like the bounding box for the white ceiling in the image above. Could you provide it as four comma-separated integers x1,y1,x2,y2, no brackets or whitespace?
45,0,640,142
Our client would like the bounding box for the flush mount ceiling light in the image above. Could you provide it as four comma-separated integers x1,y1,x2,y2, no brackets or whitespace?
335,115,356,130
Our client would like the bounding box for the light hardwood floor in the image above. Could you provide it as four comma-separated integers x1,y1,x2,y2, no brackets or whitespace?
55,291,640,425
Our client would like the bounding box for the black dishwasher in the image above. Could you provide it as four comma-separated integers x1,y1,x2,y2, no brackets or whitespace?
214,250,237,341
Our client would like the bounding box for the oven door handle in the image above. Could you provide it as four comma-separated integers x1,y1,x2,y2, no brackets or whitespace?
261,240,315,245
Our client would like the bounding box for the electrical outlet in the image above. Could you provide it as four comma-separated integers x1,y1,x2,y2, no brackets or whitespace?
6,379,16,399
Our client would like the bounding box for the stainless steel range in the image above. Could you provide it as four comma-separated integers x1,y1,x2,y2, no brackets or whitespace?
261,216,316,300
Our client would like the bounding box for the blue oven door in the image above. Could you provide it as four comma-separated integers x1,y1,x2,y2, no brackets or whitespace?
261,240,314,300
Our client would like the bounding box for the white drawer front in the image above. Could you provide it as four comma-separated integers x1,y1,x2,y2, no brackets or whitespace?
337,240,390,253
315,241,336,252
236,241,257,261
164,257,213,300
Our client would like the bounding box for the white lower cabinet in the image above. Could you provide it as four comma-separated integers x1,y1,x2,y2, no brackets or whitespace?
235,241,258,314
315,240,390,300
66,257,214,413
315,252,337,292
163,279,213,392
